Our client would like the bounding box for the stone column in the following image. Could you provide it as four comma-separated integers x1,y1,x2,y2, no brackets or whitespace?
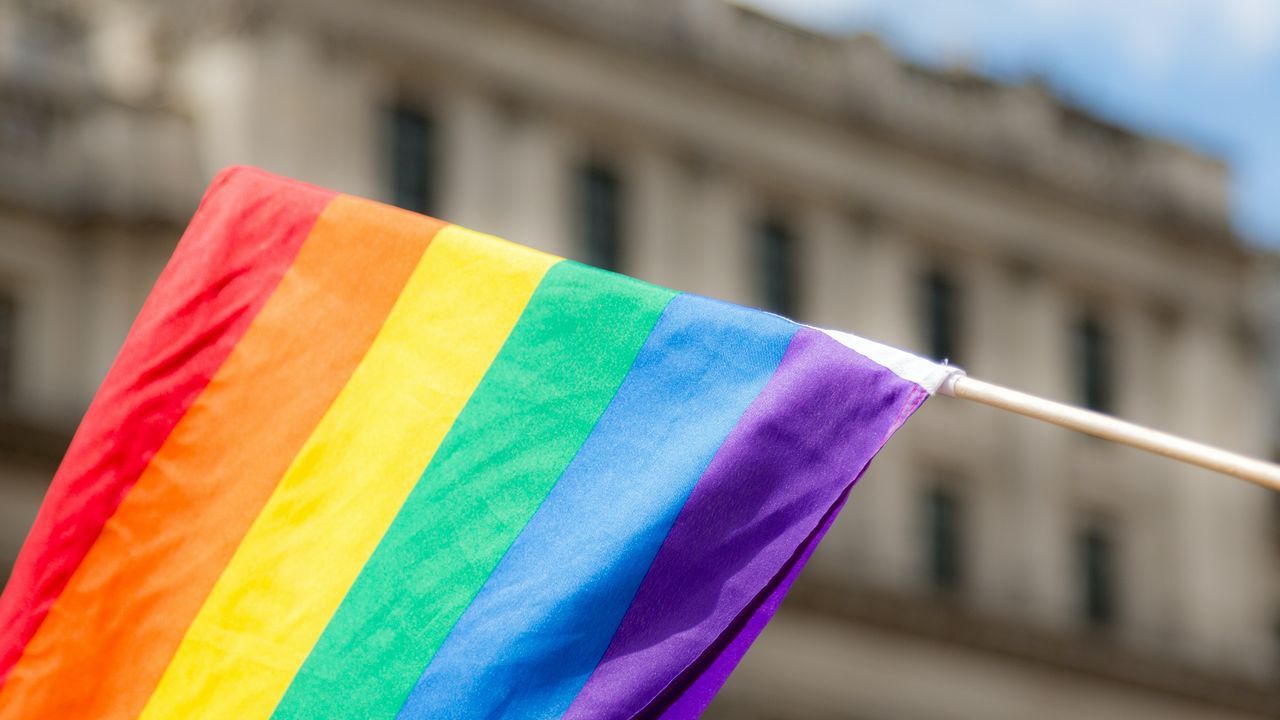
440,89,500,233
1165,312,1273,674
80,229,139,396
960,255,1021,613
490,109,572,258
798,204,858,330
0,222,82,423
799,205,872,580
623,144,684,288
1001,271,1073,629
681,168,751,306
178,26,381,197
1103,300,1184,655
853,223,915,349
837,223,918,589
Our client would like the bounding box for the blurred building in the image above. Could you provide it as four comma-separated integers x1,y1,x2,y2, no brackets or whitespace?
1,0,1277,717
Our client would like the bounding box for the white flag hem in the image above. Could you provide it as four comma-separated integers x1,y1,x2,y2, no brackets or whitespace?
812,327,963,395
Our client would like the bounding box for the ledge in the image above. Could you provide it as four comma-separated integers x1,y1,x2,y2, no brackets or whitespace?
786,578,1280,717
0,413,71,471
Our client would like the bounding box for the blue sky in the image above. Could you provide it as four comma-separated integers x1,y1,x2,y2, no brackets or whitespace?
745,0,1280,246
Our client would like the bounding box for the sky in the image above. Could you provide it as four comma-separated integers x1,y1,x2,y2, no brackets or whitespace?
745,0,1280,246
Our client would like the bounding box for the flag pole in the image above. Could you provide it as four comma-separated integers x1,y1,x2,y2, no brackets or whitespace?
939,375,1280,492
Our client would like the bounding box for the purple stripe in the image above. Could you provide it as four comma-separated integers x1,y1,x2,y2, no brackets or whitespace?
562,328,928,719
652,488,851,719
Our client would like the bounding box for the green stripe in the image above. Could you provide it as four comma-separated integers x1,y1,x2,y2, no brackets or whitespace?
271,261,675,719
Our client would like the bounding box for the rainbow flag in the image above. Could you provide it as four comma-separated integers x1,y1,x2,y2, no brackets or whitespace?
0,167,951,719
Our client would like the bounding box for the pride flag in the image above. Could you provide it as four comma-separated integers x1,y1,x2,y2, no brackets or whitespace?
0,167,952,719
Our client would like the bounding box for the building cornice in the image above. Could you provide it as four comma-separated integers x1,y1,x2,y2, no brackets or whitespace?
789,579,1280,717
482,0,1238,245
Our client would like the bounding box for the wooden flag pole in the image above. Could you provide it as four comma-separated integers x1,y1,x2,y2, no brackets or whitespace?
940,375,1280,492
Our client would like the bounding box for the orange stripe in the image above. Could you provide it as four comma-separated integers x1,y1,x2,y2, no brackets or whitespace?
0,196,444,720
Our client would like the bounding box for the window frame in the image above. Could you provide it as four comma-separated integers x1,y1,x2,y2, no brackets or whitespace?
576,159,625,273
0,289,16,407
920,267,961,364
1076,519,1119,629
921,480,965,594
1075,311,1113,414
756,214,798,317
386,101,437,216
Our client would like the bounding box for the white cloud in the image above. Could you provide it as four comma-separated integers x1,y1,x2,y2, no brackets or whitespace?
1219,0,1280,60
743,0,1280,78
1073,0,1280,75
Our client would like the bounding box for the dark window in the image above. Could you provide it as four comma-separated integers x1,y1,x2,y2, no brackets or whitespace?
923,486,963,591
757,216,797,317
1076,313,1112,413
577,162,623,272
1272,456,1280,544
1078,524,1117,627
387,103,436,215
1272,616,1280,676
0,292,14,405
921,269,960,363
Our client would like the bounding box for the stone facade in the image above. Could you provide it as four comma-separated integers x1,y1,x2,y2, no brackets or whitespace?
0,0,1275,716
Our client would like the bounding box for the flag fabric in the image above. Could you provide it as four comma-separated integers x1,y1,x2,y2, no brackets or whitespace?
0,167,953,719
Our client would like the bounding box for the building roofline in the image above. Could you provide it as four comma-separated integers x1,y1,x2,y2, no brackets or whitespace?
486,0,1238,245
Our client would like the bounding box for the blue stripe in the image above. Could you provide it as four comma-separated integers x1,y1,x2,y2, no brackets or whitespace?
395,294,796,720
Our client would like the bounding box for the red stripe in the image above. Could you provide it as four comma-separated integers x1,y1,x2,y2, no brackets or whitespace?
0,166,335,684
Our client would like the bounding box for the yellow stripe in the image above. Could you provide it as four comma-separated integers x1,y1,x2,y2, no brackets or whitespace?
138,225,557,719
